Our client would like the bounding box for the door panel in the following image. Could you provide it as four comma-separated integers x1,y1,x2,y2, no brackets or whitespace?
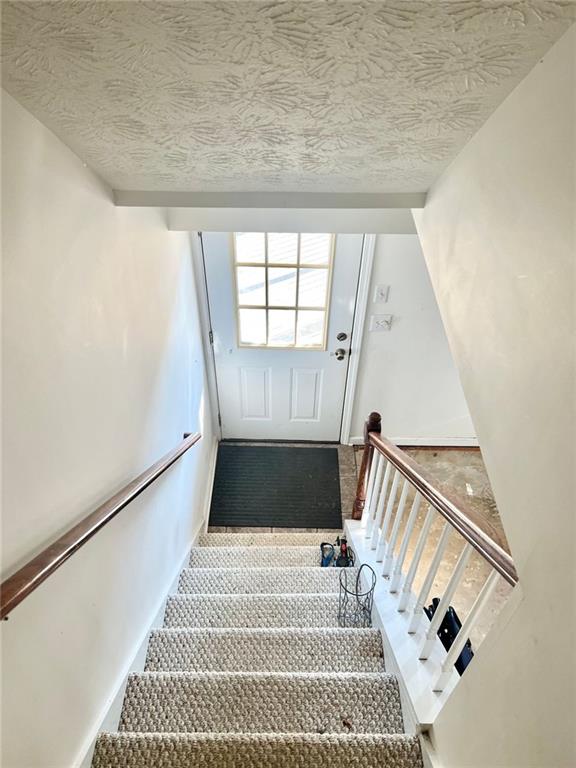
290,368,322,422
240,367,271,420
203,232,363,440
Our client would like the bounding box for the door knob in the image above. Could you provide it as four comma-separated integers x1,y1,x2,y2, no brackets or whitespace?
334,348,347,361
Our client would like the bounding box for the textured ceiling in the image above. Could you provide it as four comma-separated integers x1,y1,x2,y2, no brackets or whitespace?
2,1,574,194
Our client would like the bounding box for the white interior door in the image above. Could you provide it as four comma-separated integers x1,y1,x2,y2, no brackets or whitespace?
202,232,363,441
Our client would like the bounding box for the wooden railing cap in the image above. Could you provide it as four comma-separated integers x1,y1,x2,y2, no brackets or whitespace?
0,431,202,620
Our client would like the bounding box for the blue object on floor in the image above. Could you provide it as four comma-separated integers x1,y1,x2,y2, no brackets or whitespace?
320,543,335,567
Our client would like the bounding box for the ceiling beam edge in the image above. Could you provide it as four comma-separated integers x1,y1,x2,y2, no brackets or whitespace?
112,190,427,209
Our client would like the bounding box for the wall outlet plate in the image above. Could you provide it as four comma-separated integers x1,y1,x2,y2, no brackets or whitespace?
373,284,390,303
370,314,394,332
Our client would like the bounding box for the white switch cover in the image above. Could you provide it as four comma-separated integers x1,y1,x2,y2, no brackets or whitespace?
370,314,394,332
373,284,390,303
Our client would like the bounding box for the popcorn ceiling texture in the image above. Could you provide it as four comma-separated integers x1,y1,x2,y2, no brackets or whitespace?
92,532,423,766
2,1,574,194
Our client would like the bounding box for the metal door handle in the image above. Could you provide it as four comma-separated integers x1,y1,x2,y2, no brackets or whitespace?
334,348,346,361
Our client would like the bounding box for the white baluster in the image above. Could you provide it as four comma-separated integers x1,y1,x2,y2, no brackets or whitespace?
390,493,422,593
369,462,392,549
375,470,401,561
408,522,451,633
398,505,435,611
365,455,385,537
382,478,410,577
419,543,473,659
434,570,500,691
361,452,380,527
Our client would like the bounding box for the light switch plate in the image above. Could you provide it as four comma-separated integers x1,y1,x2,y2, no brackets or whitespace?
370,315,394,331
373,284,390,303
370,314,394,332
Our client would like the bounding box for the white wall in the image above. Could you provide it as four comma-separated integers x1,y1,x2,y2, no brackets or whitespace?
350,235,476,444
1,92,215,767
413,26,575,768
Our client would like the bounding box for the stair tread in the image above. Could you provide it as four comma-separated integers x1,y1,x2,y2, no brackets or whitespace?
164,593,341,628
189,546,321,568
178,566,356,595
93,731,423,768
119,672,404,735
199,532,342,547
146,627,385,673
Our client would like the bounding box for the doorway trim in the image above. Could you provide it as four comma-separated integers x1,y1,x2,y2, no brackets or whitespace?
339,233,376,445
192,232,223,439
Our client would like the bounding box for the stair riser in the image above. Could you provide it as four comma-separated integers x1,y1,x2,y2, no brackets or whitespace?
189,546,321,569
164,595,341,629
178,567,356,595
120,673,404,735
199,533,342,548
146,629,385,673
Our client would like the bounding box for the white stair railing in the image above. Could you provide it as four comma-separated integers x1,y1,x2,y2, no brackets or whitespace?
363,453,384,538
408,522,451,634
419,543,473,659
351,412,518,695
375,469,401,560
390,492,421,592
370,462,392,547
434,570,500,691
398,503,435,611
382,478,410,576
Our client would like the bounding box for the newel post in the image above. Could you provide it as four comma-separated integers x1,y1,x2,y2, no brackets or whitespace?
352,411,382,520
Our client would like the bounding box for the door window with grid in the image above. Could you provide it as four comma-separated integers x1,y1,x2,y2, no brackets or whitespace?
233,232,334,349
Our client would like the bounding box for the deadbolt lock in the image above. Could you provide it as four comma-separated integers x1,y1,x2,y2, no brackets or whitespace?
337,332,348,341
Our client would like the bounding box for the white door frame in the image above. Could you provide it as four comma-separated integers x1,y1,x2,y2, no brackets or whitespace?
191,232,223,439
192,231,376,445
339,233,376,444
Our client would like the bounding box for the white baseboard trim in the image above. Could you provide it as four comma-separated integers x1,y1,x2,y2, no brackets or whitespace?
349,436,479,448
76,518,204,768
202,435,219,532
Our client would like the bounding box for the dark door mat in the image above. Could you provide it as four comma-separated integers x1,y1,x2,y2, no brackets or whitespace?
209,444,342,529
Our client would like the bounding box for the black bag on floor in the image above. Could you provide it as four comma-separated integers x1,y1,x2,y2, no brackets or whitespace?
424,597,474,676
320,536,355,567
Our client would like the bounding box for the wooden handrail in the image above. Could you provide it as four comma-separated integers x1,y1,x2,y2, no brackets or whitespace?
368,432,518,586
0,431,202,620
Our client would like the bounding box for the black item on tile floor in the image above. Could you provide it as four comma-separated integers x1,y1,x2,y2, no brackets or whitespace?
320,537,355,567
424,597,474,675
209,444,342,529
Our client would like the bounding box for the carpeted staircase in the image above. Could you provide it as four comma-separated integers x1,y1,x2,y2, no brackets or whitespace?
93,532,423,767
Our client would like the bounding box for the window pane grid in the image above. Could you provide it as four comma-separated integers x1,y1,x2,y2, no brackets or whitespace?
234,232,333,348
